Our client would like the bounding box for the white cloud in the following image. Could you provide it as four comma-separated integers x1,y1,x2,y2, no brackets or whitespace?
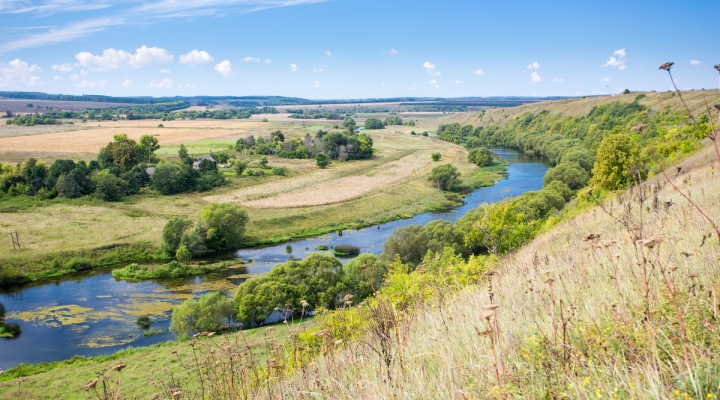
690,59,701,66
76,45,174,70
53,75,60,81
473,69,484,75
0,17,123,53
314,80,319,88
182,83,196,89
553,78,564,82
530,72,541,83
69,74,79,80
80,69,89,75
600,77,610,83
76,79,106,88
122,79,132,87
178,49,213,66
312,68,323,73
527,61,540,70
0,59,42,87
454,80,465,84
602,48,627,70
52,63,73,72
214,60,232,77
242,56,260,62
160,68,170,73
423,61,440,76
390,48,398,55
429,79,437,85
149,78,173,88
265,59,272,63
326,51,332,57
290,63,297,72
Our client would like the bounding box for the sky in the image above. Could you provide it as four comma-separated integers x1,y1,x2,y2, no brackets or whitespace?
0,0,717,99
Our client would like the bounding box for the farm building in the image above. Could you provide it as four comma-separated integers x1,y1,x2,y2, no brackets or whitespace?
192,156,216,170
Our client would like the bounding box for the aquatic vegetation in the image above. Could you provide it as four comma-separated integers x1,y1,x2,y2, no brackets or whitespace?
143,328,163,336
111,260,241,281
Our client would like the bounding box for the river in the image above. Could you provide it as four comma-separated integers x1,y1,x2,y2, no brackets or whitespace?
0,148,547,370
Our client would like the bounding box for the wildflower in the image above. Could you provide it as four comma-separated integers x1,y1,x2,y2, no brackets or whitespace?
84,379,99,391
659,62,674,71
111,363,127,372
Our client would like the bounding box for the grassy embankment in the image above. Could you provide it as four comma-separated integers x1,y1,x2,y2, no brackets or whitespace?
0,116,504,285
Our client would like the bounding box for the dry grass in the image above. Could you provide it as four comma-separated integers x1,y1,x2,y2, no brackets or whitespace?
246,145,720,399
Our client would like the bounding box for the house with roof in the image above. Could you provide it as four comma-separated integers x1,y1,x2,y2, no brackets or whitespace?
192,156,217,170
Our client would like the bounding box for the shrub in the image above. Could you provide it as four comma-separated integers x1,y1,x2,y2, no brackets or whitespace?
380,225,429,266
199,203,249,251
364,118,385,129
136,315,152,329
258,157,268,169
543,161,590,190
431,152,441,161
468,147,494,167
65,257,95,271
175,244,192,262
170,291,234,336
316,153,329,168
635,93,647,101
334,244,360,256
162,217,193,256
315,245,329,251
234,160,248,176
0,323,21,337
428,164,461,192
272,166,286,176
342,254,387,300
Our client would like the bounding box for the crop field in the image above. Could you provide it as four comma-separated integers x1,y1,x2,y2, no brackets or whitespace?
0,98,134,115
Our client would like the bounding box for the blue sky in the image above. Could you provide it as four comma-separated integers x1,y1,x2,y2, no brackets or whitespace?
0,0,716,99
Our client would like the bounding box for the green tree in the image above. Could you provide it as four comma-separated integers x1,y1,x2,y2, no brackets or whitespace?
139,134,160,162
93,170,128,201
431,152,441,161
428,164,461,191
234,160,248,176
100,133,143,171
316,153,329,168
175,244,192,262
178,144,193,166
380,225,429,266
364,118,385,130
150,163,195,195
234,276,304,327
543,161,590,190
258,156,268,169
199,203,249,251
468,147,494,167
170,292,234,336
590,133,645,190
464,201,539,255
342,117,356,128
342,254,387,300
162,217,194,256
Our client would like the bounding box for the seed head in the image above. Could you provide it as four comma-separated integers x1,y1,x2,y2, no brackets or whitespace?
481,310,495,321
111,363,127,372
714,64,720,72
84,379,99,391
483,304,500,311
300,300,309,308
714,104,720,112
659,62,674,71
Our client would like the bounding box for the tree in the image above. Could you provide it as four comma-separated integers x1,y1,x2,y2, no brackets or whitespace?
267,254,345,310
175,244,192,262
428,164,461,191
384,116,403,126
101,133,143,171
162,217,194,256
258,157,268,169
342,254,387,300
150,163,195,195
431,152,441,161
234,160,248,176
543,161,590,190
316,153,329,168
342,117,356,128
170,292,234,336
464,201,539,255
178,144,193,166
199,203,249,251
468,147,494,167
139,134,160,162
93,170,128,201
234,276,305,327
590,133,645,190
380,225,429,266
364,118,385,130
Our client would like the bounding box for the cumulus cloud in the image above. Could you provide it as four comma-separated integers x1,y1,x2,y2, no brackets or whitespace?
182,83,196,89
76,79,106,88
326,51,332,57
80,69,89,75
473,69,484,75
423,61,440,76
312,68,323,73
390,48,398,55
690,59,701,66
602,48,627,70
265,59,272,63
214,60,232,77
69,74,79,80
76,45,173,70
530,72,541,83
0,59,42,87
527,61,540,69
160,68,170,73
149,78,173,88
242,56,260,62
314,80,319,88
178,49,213,66
600,77,610,83
454,80,465,84
553,78,564,82
122,79,132,87
429,79,437,85
53,75,60,81
52,63,73,72
290,63,297,72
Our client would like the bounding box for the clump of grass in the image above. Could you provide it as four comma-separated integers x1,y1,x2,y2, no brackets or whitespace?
333,244,360,256
142,328,163,337
112,260,240,280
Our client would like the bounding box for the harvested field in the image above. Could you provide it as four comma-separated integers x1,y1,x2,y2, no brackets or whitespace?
0,98,133,114
0,120,263,153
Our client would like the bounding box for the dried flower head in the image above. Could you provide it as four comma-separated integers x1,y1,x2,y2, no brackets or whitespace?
481,310,495,321
631,123,648,132
583,233,601,241
714,104,720,112
659,62,674,71
300,300,309,308
84,379,99,391
714,64,720,72
639,236,663,249
483,304,501,311
680,251,693,258
111,363,127,372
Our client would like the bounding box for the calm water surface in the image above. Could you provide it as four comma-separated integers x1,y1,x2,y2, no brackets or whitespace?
0,148,547,370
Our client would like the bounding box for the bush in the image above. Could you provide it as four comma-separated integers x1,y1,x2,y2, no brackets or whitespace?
316,153,329,168
272,166,286,176
0,323,21,337
467,147,494,167
380,225,429,266
175,244,192,262
136,315,152,329
234,160,248,176
334,244,360,256
364,118,385,129
170,291,234,337
65,257,95,271
315,245,329,251
431,152,441,161
199,203,249,251
342,254,387,300
162,217,193,256
428,164,461,192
